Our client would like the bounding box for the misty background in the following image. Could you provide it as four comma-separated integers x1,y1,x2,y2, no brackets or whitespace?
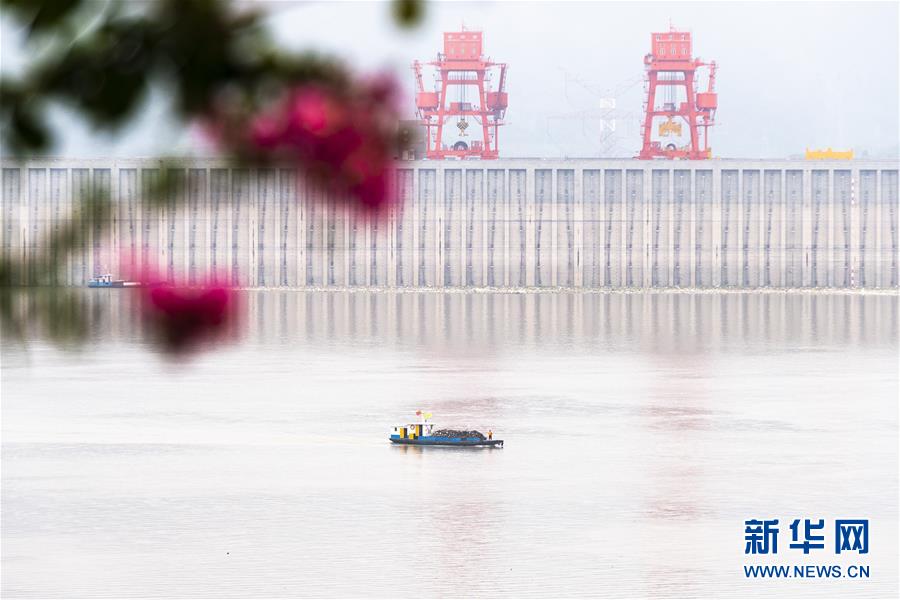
1,0,898,159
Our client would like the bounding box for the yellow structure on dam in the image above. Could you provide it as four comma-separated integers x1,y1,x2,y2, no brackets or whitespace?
805,148,854,160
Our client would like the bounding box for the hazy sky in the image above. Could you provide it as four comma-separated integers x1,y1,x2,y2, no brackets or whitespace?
2,1,898,158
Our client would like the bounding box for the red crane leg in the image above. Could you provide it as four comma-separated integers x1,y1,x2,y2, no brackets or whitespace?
435,75,448,156
412,30,507,160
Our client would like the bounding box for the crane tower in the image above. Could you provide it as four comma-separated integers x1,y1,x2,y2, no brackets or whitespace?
413,29,508,159
638,27,717,160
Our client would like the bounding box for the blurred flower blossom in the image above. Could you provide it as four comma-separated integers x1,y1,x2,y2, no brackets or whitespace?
239,76,401,212
139,273,240,355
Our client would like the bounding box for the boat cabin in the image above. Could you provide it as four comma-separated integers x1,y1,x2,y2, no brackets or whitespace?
392,422,434,440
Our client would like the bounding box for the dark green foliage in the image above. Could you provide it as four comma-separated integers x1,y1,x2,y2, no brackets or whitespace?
392,0,425,28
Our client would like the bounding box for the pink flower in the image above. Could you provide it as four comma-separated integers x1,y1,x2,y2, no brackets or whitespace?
140,277,240,355
245,76,400,213
290,88,345,136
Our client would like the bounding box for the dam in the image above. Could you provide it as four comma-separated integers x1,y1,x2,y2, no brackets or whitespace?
1,158,898,289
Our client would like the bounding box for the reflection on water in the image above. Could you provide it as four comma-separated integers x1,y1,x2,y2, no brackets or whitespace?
2,291,898,598
66,289,900,352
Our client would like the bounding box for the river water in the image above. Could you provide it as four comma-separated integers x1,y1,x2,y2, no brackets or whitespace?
2,290,898,598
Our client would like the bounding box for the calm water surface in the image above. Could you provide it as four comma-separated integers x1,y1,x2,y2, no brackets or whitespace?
2,291,898,598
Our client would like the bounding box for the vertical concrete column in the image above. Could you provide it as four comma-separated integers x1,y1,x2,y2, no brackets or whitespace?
221,168,233,287
762,169,784,288
47,168,67,285
573,167,583,287
109,164,120,281
41,166,51,282
24,168,40,284
642,166,652,288
810,170,829,288
390,170,405,288
362,190,370,287
548,168,557,287
525,167,535,287
411,167,420,288
533,168,553,287
97,168,114,280
386,176,396,288
666,167,675,287
373,187,385,287
400,169,414,287
24,167,36,284
1,168,19,283
801,168,812,287
503,168,511,287
445,168,463,287
694,169,713,288
711,163,722,287
347,191,356,287
786,170,803,288
422,168,438,287
858,170,878,288
187,168,205,286
557,169,576,287
720,169,739,288
827,166,838,287
475,169,487,287
202,167,211,285
598,168,607,287
323,185,336,287
312,184,322,287
874,169,884,288
79,168,94,280
848,168,860,288
117,168,135,279
883,170,899,287
229,169,242,286
602,167,611,287
318,179,333,287
208,169,225,285
606,170,623,287
834,169,853,288
298,176,309,287
282,169,294,287
436,165,445,288
650,169,670,287
622,169,632,287
247,169,258,287
742,170,761,288
176,167,190,284
625,169,644,288
63,168,74,285
371,198,380,287
824,168,835,287
687,169,696,287
386,169,400,290
468,169,485,287
73,168,88,285
497,168,507,288
672,169,689,287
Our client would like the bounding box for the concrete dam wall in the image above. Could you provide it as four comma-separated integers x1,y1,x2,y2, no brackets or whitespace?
2,158,898,289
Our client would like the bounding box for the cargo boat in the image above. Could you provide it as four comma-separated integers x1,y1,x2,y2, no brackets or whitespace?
390,421,503,447
87,274,142,288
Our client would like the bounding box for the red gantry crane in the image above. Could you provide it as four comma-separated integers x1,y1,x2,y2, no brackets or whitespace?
638,26,717,160
413,29,508,159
